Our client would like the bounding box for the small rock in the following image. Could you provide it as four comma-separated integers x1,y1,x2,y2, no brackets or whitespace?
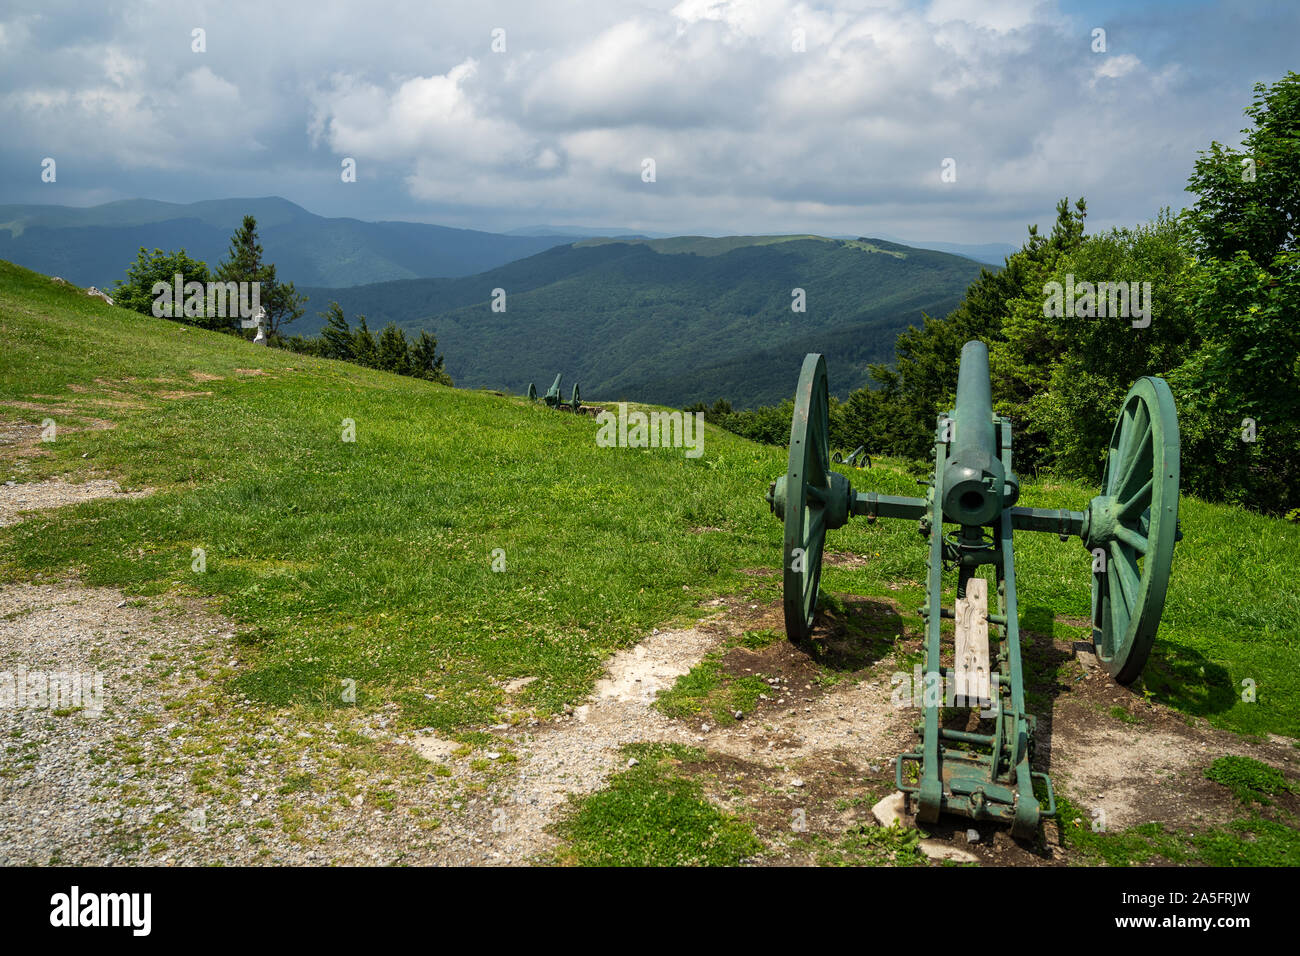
965,828,980,843
733,710,743,720
791,778,804,788
919,839,978,864
486,752,501,760
627,758,639,768
871,792,906,828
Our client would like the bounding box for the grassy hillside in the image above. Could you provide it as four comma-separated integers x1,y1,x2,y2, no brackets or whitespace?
0,197,571,288
1,258,1297,741
299,236,987,408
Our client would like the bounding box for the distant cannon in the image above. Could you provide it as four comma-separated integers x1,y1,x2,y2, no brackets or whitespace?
529,373,582,412
832,445,869,468
764,340,1181,838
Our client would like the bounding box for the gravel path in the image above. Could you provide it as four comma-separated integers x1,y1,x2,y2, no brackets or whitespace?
0,479,150,527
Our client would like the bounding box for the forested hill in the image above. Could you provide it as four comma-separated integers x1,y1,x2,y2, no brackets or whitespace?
298,235,990,408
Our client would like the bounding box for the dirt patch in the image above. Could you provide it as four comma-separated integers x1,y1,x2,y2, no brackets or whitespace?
1047,660,1300,831
0,415,117,467
64,383,148,410
189,371,225,382
583,627,717,709
0,479,152,527
233,369,268,376
157,390,212,400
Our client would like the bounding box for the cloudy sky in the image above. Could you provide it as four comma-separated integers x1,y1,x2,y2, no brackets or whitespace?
1,0,1295,243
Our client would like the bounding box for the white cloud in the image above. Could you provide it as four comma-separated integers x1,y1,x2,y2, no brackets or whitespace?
0,0,1289,240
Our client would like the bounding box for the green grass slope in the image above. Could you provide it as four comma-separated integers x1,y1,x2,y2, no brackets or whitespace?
299,236,987,408
1,258,1297,741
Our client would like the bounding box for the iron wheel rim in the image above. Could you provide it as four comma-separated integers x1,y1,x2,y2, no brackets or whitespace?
783,354,831,643
1092,377,1180,684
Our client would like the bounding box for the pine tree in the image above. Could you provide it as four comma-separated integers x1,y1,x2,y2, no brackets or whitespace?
409,330,452,385
352,315,378,368
319,302,354,360
216,216,264,283
376,323,412,374
215,215,305,336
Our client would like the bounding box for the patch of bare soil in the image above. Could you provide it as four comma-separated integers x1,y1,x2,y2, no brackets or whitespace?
189,371,225,382
0,412,118,473
823,550,871,568
0,479,152,527
1042,648,1300,833
157,390,212,400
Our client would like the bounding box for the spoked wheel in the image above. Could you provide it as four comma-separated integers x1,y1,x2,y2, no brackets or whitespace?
1091,377,1180,684
782,354,833,643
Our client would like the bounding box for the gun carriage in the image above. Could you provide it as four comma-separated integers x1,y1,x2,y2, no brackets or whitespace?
765,341,1180,837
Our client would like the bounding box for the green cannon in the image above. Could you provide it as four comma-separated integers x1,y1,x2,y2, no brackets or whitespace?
765,341,1180,837
832,445,869,468
528,373,581,411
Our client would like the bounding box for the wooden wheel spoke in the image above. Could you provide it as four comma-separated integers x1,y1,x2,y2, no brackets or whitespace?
1109,541,1141,612
1114,524,1149,554
1115,427,1154,501
1119,478,1153,522
1107,562,1130,644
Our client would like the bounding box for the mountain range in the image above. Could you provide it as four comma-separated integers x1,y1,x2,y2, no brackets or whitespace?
0,197,574,289
296,235,989,408
0,196,997,407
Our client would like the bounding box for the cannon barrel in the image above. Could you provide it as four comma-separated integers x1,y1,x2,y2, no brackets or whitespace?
941,341,1007,526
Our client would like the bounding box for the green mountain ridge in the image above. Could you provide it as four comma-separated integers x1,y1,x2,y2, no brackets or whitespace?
297,235,989,408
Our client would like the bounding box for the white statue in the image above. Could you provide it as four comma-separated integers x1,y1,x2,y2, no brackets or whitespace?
252,307,268,346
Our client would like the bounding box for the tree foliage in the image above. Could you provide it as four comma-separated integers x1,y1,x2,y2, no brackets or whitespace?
215,215,306,337
707,72,1300,514
111,247,212,321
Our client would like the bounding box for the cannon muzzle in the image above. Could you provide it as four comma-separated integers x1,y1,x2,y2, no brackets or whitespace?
941,341,1007,526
